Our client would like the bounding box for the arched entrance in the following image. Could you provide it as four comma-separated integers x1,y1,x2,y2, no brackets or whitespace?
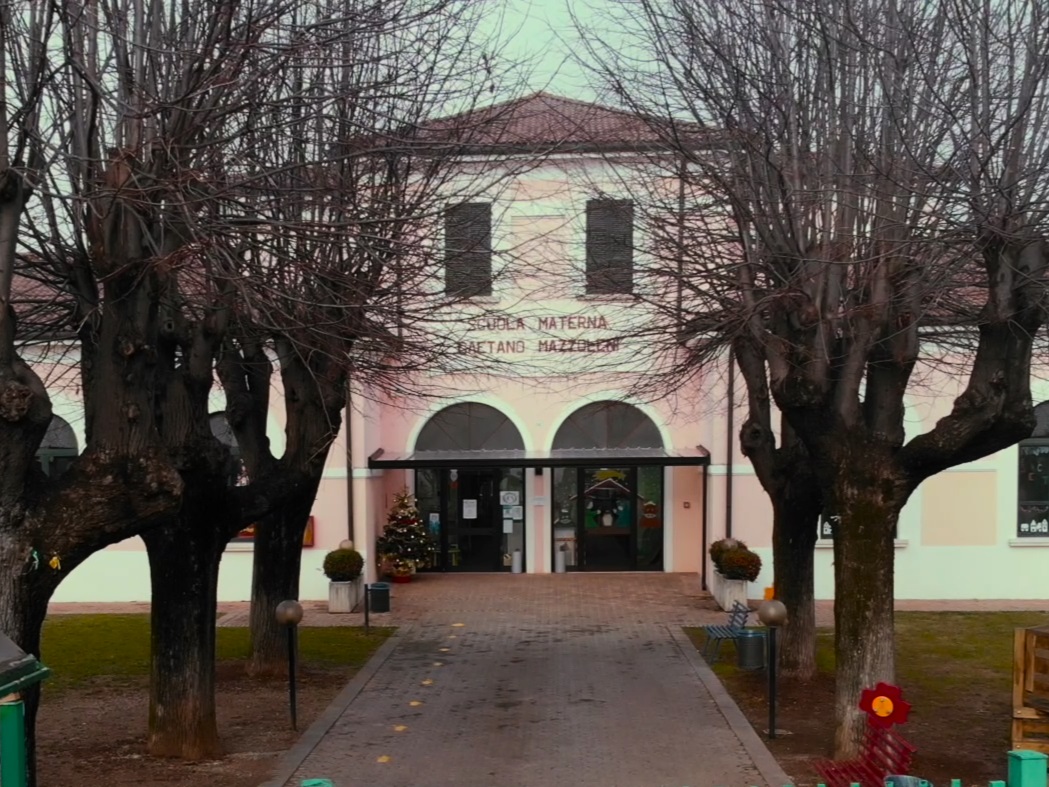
551,402,665,571
412,403,526,572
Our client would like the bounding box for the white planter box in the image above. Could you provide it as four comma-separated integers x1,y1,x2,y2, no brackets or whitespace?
710,570,750,612
328,578,362,613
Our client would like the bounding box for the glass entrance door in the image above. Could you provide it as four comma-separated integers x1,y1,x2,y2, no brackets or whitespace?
578,467,635,571
551,465,665,571
414,467,526,572
447,468,501,571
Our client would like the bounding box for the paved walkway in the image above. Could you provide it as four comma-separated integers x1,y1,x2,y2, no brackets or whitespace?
47,575,1049,786
265,574,775,787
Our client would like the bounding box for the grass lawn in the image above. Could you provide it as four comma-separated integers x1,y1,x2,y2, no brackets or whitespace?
40,613,393,695
686,611,1049,786
36,614,394,787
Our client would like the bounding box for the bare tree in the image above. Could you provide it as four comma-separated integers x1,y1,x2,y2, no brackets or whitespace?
208,0,532,676
36,0,309,759
582,0,1049,755
565,152,827,678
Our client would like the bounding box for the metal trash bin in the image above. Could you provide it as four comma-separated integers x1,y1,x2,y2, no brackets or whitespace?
369,582,391,613
736,628,766,670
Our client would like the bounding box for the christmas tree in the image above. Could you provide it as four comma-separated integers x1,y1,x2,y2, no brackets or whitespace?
376,489,432,568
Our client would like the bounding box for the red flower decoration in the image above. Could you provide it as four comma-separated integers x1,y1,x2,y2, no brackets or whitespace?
858,682,911,728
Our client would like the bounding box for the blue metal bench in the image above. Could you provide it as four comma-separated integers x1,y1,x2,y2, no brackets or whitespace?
702,601,752,662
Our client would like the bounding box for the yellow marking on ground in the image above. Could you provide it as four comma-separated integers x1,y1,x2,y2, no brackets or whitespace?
433,661,444,667
452,623,465,627
394,725,408,732
377,755,391,763
448,634,457,639
421,679,434,686
439,647,450,652
409,700,423,707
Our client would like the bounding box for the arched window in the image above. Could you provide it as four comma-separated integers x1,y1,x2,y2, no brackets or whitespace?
415,402,524,452
37,415,79,478
552,401,662,450
1017,402,1049,538
210,412,248,487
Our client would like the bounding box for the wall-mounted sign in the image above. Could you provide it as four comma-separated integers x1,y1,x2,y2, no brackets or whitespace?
463,499,478,519
500,491,520,506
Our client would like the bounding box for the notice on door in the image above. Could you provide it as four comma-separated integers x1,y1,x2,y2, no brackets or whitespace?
503,519,514,534
463,499,478,519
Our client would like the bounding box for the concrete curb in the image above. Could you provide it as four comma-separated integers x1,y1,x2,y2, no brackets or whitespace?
261,625,412,787
670,626,793,787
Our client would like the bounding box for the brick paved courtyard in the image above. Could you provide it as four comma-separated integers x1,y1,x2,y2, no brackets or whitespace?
268,574,779,787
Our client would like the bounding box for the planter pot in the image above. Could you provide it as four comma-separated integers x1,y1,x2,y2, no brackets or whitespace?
710,569,749,612
328,577,362,613
392,573,412,584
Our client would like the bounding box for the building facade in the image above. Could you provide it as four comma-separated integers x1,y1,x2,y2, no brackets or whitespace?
44,93,1049,603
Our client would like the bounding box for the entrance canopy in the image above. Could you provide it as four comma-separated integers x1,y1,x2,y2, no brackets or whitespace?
368,446,709,468
370,400,708,468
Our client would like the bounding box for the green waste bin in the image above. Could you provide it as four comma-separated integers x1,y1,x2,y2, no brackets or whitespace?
369,582,391,613
736,628,766,670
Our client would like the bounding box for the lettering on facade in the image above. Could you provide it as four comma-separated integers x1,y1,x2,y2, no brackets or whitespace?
458,340,527,354
537,315,610,331
461,313,621,355
536,338,620,353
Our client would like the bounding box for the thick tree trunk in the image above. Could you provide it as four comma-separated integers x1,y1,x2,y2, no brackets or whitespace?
832,491,898,759
247,475,322,676
0,534,52,787
772,499,819,680
143,495,226,759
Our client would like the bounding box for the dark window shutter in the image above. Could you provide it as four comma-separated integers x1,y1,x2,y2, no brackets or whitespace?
445,203,492,297
586,199,634,295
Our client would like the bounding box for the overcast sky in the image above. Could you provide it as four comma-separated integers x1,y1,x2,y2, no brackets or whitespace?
481,0,605,101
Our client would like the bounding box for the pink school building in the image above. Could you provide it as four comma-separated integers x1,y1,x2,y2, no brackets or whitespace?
47,93,1049,602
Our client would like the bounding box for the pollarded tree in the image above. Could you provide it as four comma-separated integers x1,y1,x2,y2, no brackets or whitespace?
583,0,1049,755
575,161,826,679
226,0,529,676
2,2,191,780
39,0,343,758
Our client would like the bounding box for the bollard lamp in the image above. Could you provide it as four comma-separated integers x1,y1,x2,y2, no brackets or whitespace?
275,600,303,730
756,598,787,740
757,599,787,628
275,599,304,627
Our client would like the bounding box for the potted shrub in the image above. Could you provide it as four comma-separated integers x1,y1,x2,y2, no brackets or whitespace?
708,538,762,611
324,546,364,613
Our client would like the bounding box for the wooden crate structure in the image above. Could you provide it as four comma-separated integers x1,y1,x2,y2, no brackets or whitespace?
1014,625,1049,754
